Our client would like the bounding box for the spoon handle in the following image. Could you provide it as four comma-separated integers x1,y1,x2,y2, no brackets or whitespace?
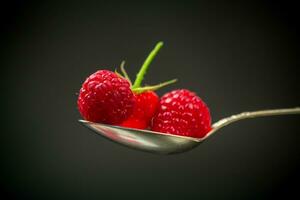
210,107,300,134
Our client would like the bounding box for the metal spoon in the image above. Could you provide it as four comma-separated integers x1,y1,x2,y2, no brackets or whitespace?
79,107,300,154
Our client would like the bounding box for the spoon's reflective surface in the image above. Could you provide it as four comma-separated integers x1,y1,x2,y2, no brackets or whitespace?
79,107,300,154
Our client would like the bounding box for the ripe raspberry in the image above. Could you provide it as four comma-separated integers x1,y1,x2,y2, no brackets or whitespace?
151,89,211,138
120,91,159,129
77,70,135,124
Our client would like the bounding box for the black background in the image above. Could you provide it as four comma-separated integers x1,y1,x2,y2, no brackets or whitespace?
1,0,299,199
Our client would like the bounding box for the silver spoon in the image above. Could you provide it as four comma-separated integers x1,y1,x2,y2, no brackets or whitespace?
79,107,300,154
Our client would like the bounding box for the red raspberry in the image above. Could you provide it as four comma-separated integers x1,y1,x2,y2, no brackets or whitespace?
120,91,159,129
77,70,135,124
151,89,211,138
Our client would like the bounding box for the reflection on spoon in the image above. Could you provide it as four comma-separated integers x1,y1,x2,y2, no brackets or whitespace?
79,107,300,154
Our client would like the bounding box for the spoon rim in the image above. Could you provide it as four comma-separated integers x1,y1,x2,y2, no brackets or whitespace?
79,119,203,142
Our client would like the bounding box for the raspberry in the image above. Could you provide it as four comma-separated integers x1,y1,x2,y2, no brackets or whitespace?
77,70,135,124
119,91,159,129
151,89,211,138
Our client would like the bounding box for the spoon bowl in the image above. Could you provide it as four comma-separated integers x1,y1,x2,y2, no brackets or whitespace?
79,107,300,154
79,120,202,154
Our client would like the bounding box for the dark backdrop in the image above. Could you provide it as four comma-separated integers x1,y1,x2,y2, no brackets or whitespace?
1,0,299,199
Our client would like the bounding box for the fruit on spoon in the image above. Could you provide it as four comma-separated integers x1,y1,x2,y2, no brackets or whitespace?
151,89,211,138
120,91,159,129
77,70,135,124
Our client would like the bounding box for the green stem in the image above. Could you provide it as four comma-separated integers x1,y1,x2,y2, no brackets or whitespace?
114,69,123,78
131,41,164,89
120,61,132,85
132,79,177,94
